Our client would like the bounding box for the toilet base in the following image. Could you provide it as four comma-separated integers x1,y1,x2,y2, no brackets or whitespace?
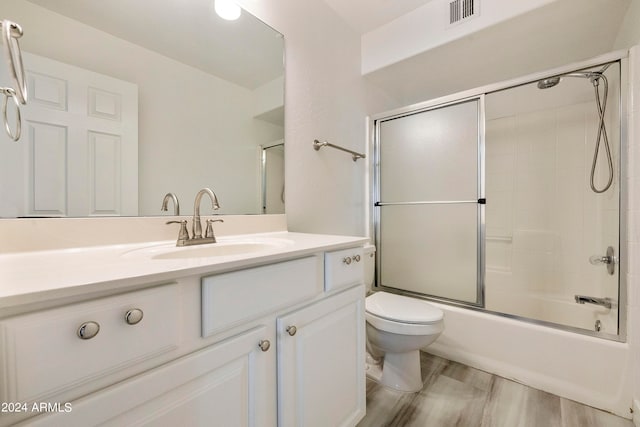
365,357,383,383
366,349,423,392
381,349,423,392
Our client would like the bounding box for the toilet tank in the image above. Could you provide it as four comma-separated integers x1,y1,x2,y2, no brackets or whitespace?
363,244,376,291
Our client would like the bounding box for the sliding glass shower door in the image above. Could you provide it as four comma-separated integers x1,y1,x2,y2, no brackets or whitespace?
375,98,483,305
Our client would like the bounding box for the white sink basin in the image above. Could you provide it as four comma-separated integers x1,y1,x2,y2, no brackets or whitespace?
122,236,294,260
153,242,275,260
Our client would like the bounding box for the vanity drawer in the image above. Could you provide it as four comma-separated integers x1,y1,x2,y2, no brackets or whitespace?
0,284,180,404
201,256,322,338
325,247,364,291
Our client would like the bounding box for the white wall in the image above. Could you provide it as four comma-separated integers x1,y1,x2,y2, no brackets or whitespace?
236,0,379,236
618,32,640,410
615,0,640,50
2,0,283,216
627,45,640,426
614,2,640,418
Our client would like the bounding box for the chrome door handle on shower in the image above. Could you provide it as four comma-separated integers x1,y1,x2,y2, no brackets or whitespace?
589,246,616,275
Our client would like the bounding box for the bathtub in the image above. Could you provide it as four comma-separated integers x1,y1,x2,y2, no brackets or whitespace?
426,302,631,418
484,273,618,335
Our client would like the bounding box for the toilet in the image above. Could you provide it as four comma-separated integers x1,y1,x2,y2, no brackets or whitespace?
363,244,444,392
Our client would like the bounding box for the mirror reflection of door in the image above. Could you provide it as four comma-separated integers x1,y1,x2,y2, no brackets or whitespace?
261,143,284,214
1,0,284,217
0,52,138,217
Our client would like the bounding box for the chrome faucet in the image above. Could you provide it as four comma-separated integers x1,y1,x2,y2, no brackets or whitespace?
192,188,220,239
161,193,180,216
574,295,613,309
166,188,223,247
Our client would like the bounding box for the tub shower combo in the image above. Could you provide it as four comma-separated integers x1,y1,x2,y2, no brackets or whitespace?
373,53,624,340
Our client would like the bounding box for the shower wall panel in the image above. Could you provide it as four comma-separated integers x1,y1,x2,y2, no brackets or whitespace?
485,95,620,332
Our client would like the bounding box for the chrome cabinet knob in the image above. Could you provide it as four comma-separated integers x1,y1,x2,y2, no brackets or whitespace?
343,257,352,265
77,321,100,340
125,308,144,325
286,325,297,336
258,340,271,352
353,254,361,262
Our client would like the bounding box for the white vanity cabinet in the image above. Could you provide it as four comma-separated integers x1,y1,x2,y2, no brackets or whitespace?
21,326,276,427
0,284,181,427
277,285,365,427
200,253,366,427
2,242,366,427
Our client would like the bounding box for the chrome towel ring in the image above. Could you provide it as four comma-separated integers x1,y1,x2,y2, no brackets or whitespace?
1,87,21,141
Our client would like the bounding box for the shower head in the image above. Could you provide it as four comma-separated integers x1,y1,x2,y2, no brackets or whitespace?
537,77,561,89
536,71,603,90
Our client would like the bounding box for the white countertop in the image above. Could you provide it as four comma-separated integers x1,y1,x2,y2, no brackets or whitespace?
0,232,368,313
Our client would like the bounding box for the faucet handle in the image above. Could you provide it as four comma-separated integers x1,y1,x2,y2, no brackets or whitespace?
205,219,224,241
166,220,189,244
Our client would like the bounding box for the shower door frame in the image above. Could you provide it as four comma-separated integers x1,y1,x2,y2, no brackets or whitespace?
370,49,628,342
373,96,486,308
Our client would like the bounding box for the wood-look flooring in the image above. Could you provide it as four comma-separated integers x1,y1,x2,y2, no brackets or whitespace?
358,352,634,427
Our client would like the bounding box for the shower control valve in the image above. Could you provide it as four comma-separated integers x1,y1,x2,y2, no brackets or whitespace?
589,246,616,275
589,255,612,265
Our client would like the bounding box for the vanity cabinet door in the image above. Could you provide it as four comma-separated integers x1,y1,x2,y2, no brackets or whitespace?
21,326,276,427
277,285,365,427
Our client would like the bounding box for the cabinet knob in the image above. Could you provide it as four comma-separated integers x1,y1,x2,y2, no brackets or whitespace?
258,340,271,352
77,321,100,340
353,254,361,262
343,257,352,265
125,308,144,325
286,325,297,336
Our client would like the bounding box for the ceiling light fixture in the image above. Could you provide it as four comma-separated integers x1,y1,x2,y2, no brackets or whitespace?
214,0,242,21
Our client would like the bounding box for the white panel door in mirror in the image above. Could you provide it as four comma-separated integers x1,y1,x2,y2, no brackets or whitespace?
0,52,139,217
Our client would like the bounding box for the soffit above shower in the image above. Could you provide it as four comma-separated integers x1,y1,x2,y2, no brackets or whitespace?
362,0,631,106
361,0,556,75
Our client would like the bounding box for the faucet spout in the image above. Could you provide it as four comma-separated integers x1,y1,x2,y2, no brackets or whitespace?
161,193,180,216
574,295,612,309
193,188,220,239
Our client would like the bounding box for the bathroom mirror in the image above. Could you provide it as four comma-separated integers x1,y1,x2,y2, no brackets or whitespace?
0,0,284,217
261,142,285,214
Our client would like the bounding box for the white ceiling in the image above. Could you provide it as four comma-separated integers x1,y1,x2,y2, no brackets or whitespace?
25,0,284,90
322,0,435,34
24,0,632,100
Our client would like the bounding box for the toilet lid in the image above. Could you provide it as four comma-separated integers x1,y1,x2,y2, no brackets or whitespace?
366,292,443,324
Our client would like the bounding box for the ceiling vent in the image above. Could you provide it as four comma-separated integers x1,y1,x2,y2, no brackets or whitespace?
449,0,478,25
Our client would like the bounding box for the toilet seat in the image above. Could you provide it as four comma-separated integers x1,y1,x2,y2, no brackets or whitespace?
366,291,443,323
365,292,444,336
